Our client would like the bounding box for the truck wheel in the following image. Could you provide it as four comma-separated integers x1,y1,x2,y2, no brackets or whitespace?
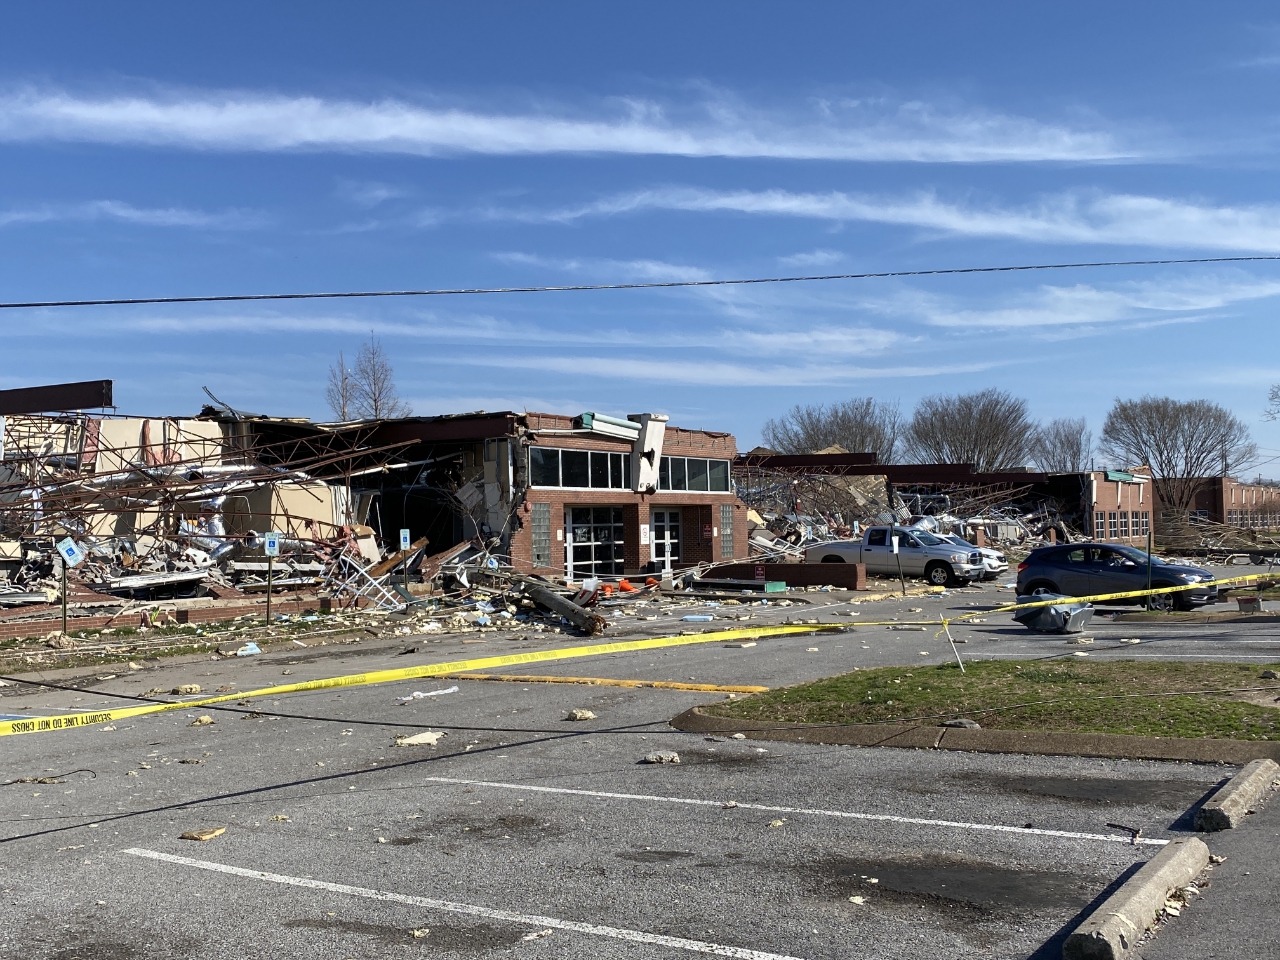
925,562,952,587
820,555,846,563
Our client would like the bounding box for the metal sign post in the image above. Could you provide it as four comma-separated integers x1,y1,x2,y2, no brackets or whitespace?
264,533,281,625
891,533,907,596
399,529,412,597
55,537,86,637
1145,528,1154,609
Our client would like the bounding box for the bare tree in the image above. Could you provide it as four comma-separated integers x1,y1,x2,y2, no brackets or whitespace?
761,398,903,460
325,350,359,421
1100,396,1256,515
1032,417,1093,473
1266,383,1280,421
351,334,411,419
904,388,1036,471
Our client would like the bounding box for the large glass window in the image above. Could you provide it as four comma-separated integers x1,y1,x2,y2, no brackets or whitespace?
708,460,729,492
589,450,609,489
529,447,633,489
530,447,560,487
1095,511,1106,539
687,458,709,491
657,456,732,493
561,450,589,488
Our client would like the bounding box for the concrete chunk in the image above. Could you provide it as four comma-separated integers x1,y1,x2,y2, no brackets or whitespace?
1195,758,1280,831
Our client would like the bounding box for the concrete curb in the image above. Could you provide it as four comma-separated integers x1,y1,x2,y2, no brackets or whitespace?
1194,757,1280,831
1062,837,1209,960
670,706,1280,764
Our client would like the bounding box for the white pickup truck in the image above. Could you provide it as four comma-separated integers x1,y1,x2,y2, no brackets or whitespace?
803,525,986,586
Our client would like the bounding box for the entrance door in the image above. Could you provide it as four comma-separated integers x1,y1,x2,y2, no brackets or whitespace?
651,510,681,571
565,506,625,579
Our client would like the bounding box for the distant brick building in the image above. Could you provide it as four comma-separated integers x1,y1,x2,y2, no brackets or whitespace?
1184,476,1280,529
1082,469,1153,543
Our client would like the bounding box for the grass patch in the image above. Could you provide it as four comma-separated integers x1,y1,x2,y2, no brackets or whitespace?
707,660,1280,740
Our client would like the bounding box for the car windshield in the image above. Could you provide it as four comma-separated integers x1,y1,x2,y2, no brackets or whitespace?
1110,545,1166,565
905,530,943,545
945,535,975,548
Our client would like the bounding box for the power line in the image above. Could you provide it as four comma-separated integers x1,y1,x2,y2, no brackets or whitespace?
3,254,1280,310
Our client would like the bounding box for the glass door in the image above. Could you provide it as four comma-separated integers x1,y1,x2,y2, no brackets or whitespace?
565,506,625,579
651,509,681,571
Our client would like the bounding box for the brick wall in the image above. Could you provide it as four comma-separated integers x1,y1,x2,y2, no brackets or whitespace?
512,489,748,576
1087,471,1152,543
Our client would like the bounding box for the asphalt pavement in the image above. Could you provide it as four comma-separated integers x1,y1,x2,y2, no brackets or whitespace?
1,576,1276,960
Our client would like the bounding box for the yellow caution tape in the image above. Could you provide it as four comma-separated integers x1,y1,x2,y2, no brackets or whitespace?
0,623,835,738
5,572,1273,738
438,673,769,693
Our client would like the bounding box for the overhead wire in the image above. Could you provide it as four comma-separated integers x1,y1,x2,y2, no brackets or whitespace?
2,254,1280,310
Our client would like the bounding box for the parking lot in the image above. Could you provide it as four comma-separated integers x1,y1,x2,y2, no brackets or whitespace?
1,580,1272,960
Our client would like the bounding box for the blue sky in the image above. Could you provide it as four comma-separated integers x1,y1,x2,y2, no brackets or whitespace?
2,2,1280,468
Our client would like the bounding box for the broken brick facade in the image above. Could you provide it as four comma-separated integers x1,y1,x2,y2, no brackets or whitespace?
509,413,749,579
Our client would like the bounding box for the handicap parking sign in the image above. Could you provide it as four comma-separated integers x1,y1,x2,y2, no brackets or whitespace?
56,537,86,568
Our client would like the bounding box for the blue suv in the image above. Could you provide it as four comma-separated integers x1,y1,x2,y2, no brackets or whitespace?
1015,543,1218,610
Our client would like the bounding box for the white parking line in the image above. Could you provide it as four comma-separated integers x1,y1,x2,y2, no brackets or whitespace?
422,776,1168,846
124,848,807,960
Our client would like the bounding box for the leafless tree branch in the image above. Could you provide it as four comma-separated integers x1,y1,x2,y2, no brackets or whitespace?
1099,396,1256,514
761,398,902,460
904,388,1036,471
1032,417,1093,472
351,333,411,420
324,350,358,421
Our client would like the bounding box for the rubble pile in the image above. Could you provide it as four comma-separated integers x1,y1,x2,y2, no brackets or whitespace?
738,471,1082,559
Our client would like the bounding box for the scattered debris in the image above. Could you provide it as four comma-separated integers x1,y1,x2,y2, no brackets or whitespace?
172,685,202,695
189,715,213,726
396,686,459,703
641,751,681,764
396,730,446,747
565,708,597,721
179,826,226,841
941,718,981,729
411,929,430,939
521,929,553,942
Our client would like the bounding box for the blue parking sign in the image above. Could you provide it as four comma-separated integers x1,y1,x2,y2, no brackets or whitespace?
56,537,86,568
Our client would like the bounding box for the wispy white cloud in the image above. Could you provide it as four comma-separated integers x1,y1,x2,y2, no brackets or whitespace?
503,185,1280,252
892,274,1280,329
465,353,1004,387
0,86,1132,162
0,199,262,229
335,179,410,208
492,251,712,282
778,249,845,268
